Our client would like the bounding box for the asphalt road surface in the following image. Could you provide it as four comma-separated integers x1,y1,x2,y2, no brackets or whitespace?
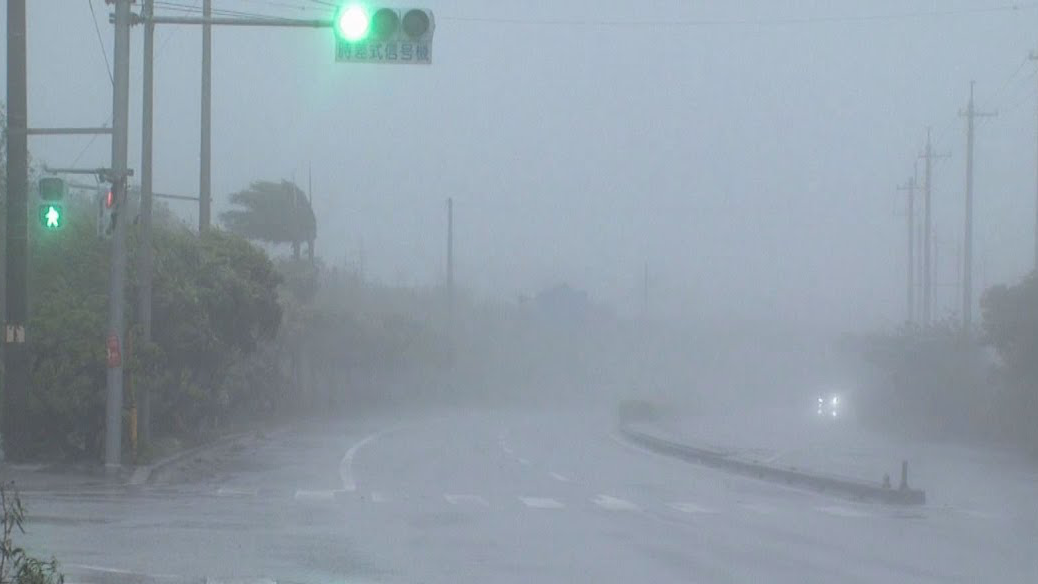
16,406,1038,584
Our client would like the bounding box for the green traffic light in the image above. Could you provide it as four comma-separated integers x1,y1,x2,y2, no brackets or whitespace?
335,5,370,42
39,204,63,230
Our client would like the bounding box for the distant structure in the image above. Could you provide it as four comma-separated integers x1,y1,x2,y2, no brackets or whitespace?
533,283,594,325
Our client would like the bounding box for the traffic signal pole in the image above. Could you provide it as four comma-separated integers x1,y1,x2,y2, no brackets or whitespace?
199,0,212,231
138,0,156,446
3,0,30,460
105,0,133,470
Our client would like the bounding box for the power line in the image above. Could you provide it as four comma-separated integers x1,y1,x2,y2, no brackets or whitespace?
439,2,1038,28
86,0,114,85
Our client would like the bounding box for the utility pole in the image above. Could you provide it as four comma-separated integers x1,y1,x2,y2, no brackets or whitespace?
105,0,133,470
1031,50,1038,272
898,173,917,325
199,0,213,231
918,128,949,326
308,163,315,264
2,0,29,459
642,261,649,319
446,197,454,324
137,0,156,447
921,129,934,326
959,81,996,336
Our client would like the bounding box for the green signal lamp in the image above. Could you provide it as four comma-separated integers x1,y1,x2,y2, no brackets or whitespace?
39,204,64,230
335,5,371,42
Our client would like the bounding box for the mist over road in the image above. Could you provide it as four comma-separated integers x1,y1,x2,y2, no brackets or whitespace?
18,404,1037,584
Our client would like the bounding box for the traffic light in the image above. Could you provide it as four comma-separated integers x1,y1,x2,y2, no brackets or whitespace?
333,5,435,64
38,204,63,230
37,177,66,230
97,187,117,238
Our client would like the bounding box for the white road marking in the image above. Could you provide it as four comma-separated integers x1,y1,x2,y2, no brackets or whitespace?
502,446,514,455
216,487,258,497
593,494,639,511
206,579,278,584
816,505,869,518
740,502,776,515
294,489,338,502
340,428,392,492
517,457,531,466
670,502,719,514
444,494,489,506
520,497,565,509
549,472,571,483
370,491,388,503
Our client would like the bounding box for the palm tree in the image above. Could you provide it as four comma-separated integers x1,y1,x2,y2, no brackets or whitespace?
220,180,316,260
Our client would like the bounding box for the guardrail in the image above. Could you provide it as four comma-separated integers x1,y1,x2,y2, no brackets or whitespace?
619,423,926,506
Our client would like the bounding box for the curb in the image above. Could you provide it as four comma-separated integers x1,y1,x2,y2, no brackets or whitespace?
619,423,926,505
128,431,257,486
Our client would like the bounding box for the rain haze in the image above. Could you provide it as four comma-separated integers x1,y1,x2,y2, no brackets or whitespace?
1,1,1038,583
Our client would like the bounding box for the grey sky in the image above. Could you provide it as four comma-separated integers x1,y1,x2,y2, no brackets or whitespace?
9,0,1038,330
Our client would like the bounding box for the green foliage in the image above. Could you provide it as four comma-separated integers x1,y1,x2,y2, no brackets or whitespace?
981,274,1038,449
23,198,283,458
219,180,316,249
0,483,63,584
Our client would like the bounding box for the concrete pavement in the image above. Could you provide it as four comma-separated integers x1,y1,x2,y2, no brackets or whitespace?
12,406,1038,583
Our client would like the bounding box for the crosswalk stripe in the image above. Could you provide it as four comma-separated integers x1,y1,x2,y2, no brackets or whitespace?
294,489,338,502
669,502,719,514
593,494,639,511
216,487,258,497
444,494,489,506
520,496,565,509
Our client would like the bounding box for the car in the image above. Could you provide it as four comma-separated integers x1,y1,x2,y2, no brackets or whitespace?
817,394,841,418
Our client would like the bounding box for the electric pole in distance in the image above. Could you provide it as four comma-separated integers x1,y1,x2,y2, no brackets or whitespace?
898,173,917,325
958,81,995,337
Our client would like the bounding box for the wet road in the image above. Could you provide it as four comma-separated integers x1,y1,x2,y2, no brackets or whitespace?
17,406,1038,584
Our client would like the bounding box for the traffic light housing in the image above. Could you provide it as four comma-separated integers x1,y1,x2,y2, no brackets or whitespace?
333,5,435,64
97,187,117,238
37,177,66,230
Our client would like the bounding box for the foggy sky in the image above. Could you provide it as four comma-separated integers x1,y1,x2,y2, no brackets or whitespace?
8,0,1038,331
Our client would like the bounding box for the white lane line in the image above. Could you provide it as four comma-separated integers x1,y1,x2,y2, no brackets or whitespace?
549,472,571,483
739,502,776,515
517,457,531,466
816,505,869,518
340,428,392,492
216,487,258,497
370,491,388,503
502,446,514,455
670,502,719,514
593,494,639,511
520,496,565,509
206,579,278,584
294,489,338,502
444,494,489,506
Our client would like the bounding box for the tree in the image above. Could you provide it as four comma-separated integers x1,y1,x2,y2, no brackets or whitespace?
1,483,63,584
219,180,316,260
